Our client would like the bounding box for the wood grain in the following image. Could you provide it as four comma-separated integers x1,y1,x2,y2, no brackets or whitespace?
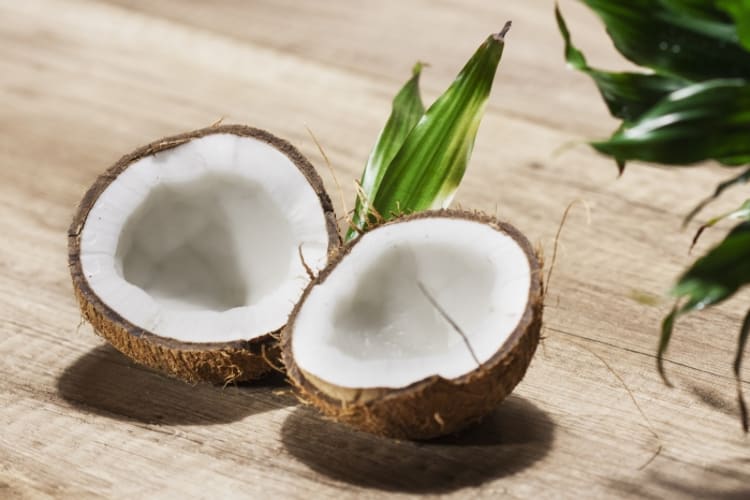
1,0,748,498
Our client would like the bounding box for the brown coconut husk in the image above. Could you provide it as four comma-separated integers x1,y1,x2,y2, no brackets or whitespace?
282,209,543,439
68,124,340,384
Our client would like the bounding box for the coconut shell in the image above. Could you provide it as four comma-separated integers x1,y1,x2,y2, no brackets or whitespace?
68,124,340,384
282,209,543,439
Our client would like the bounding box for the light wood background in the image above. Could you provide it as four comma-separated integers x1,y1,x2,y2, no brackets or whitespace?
2,0,748,498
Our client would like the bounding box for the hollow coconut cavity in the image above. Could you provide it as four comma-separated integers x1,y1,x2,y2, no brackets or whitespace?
282,210,543,439
69,125,339,383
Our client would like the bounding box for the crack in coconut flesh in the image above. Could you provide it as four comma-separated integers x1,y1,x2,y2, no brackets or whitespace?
283,211,543,439
68,125,339,383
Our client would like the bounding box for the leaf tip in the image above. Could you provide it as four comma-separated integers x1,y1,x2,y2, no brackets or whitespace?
735,310,750,432
658,307,678,388
555,3,568,36
616,158,626,177
690,225,707,253
657,357,674,388
494,21,512,41
412,61,428,77
739,388,749,433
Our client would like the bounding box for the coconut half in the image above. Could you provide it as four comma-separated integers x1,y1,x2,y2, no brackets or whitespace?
69,125,339,383
282,210,543,439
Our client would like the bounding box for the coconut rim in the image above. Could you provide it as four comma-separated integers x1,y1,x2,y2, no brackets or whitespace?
282,208,543,404
68,124,341,351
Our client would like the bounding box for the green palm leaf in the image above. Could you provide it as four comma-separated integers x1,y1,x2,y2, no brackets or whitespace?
660,219,750,431
370,23,511,220
691,199,750,249
582,0,750,80
347,64,425,241
591,79,750,166
659,221,750,366
683,166,750,226
560,1,750,431
556,5,685,122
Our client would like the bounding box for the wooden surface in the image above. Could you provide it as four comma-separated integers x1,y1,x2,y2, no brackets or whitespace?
1,0,748,498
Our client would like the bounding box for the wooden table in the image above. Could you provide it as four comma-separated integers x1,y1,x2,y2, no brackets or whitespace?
2,0,748,497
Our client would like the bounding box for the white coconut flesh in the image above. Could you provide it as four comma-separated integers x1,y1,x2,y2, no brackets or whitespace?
79,133,330,343
292,218,533,389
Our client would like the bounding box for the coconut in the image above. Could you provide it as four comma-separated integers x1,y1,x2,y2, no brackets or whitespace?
282,210,542,439
68,125,339,384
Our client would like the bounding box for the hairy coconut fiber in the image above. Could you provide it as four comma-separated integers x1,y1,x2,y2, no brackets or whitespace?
282,210,543,439
69,125,339,384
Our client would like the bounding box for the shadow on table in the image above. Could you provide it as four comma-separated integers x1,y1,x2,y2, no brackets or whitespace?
688,383,736,416
281,395,555,493
57,344,295,425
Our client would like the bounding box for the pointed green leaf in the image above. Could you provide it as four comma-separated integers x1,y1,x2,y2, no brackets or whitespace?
567,0,750,433
658,305,678,385
556,5,685,121
582,0,750,81
691,199,750,250
346,64,426,241
371,24,510,219
684,166,750,227
591,79,750,166
658,294,717,385
659,223,750,388
665,217,750,436
672,222,750,308
735,307,750,378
